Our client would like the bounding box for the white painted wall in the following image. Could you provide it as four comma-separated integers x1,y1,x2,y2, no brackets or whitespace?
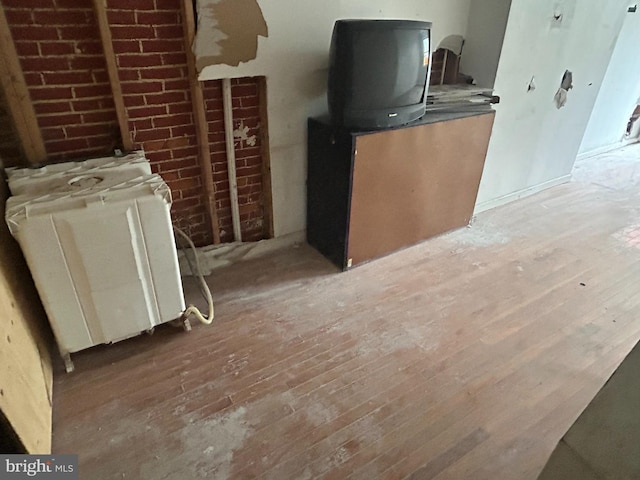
475,0,629,212
197,0,472,237
579,9,640,156
459,0,512,88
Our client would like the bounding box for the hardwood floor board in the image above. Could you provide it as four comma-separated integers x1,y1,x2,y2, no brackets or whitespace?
338,270,640,479
429,318,640,480
51,144,640,479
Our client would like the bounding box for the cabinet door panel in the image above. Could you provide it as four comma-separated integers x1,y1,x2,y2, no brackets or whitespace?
347,112,495,266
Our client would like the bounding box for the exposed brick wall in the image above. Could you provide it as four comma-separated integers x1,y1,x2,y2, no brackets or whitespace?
0,0,269,247
203,78,265,243
106,0,210,244
230,78,265,242
3,0,120,162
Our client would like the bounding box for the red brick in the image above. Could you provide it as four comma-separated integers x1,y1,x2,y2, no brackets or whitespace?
129,118,153,130
242,155,263,167
167,102,192,115
72,98,103,111
34,101,70,115
178,166,202,179
117,69,140,81
110,25,156,40
4,9,32,24
154,0,179,10
232,85,258,98
166,144,198,159
73,84,112,98
170,125,193,137
36,112,82,127
39,42,76,56
121,81,163,94
160,53,186,66
23,72,44,86
139,66,182,80
112,40,142,54
234,106,260,119
20,56,69,72
91,71,110,84
236,165,261,177
205,98,223,112
237,147,261,158
153,113,191,128
167,177,201,191
207,131,225,144
172,197,203,210
75,41,105,56
117,53,163,68
122,95,145,107
32,10,91,26
154,25,183,39
141,39,183,53
164,78,189,91
240,95,260,108
13,41,40,57
69,55,106,70
137,11,179,25
179,186,204,199
66,124,113,138
146,150,172,162
107,10,136,25
10,26,59,41
43,71,95,85
108,0,156,9
83,110,117,123
130,127,171,141
202,82,222,93
40,127,67,141
55,0,92,8
30,87,74,101
144,91,185,105
144,136,190,152
58,25,97,41
86,134,118,149
127,105,167,118
2,0,52,7
45,137,89,153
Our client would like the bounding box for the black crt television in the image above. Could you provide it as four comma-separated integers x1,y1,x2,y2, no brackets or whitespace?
327,19,432,130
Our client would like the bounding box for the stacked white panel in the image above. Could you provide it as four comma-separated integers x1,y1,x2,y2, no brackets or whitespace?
5,154,185,369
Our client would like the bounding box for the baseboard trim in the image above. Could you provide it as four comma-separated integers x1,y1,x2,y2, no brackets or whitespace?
577,137,639,161
474,174,572,215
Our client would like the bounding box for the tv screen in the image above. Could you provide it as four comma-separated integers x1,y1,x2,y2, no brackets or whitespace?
328,19,432,129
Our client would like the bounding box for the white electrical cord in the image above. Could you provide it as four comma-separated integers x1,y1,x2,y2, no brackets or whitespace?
173,226,215,325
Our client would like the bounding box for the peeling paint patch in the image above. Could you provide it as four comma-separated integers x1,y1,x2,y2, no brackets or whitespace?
233,120,257,147
195,0,268,71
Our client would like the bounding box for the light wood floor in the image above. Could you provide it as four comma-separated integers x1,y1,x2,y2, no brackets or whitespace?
52,144,640,479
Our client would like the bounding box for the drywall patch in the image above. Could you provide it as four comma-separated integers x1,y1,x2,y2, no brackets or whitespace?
196,0,268,71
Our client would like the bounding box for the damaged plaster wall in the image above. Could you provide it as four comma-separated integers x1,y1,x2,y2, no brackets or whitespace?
579,8,640,156
474,0,629,212
195,0,472,238
195,0,268,70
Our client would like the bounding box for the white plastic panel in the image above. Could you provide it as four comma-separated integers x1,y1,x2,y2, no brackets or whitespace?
6,151,151,196
5,169,185,354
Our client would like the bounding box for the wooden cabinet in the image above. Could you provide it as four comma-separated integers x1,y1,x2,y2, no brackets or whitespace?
307,110,495,270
